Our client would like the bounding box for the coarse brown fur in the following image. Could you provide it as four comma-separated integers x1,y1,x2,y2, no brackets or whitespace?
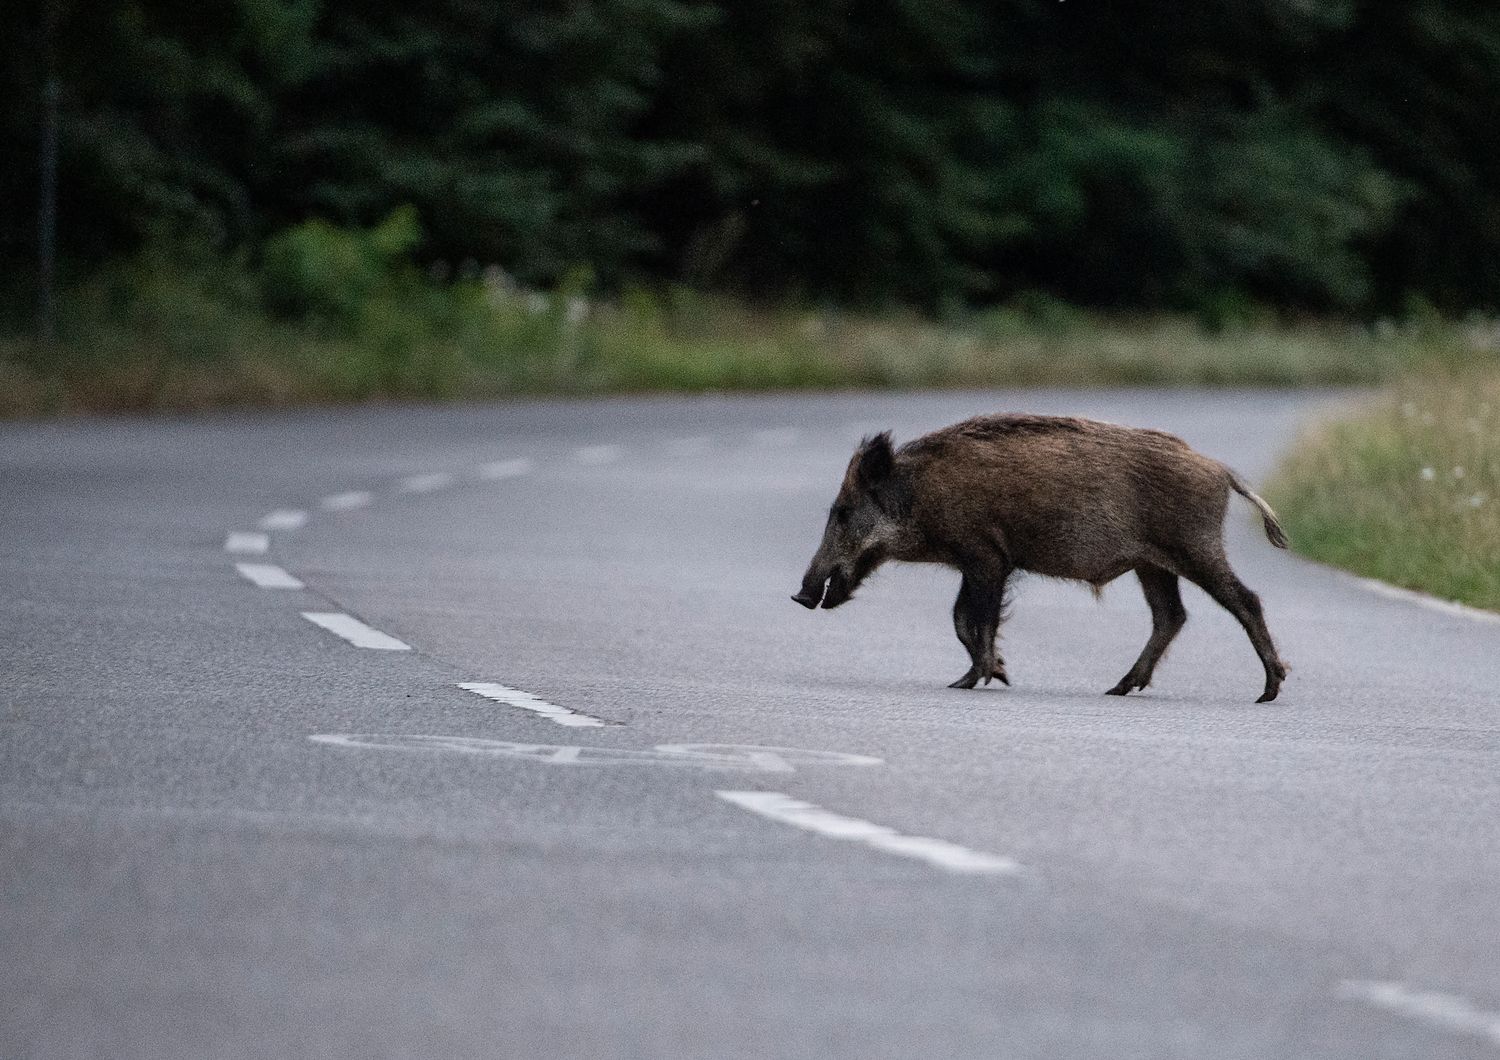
792,414,1291,702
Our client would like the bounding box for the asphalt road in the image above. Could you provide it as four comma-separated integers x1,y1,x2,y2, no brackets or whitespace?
4,389,1499,1060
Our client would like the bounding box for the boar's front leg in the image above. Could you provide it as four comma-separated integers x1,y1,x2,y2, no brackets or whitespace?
949,570,1011,689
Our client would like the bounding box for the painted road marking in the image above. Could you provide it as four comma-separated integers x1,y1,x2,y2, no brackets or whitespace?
399,471,456,494
235,563,304,590
655,745,882,771
259,509,308,531
478,457,534,480
459,682,606,728
301,612,411,651
753,427,800,447
320,490,373,512
309,736,882,771
224,531,269,554
717,791,1023,876
1339,980,1500,1048
575,444,622,466
1356,577,1500,625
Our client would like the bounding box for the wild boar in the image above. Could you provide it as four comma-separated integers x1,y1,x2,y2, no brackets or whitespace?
792,414,1291,702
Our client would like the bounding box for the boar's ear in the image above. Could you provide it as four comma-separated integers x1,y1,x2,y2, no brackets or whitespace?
854,432,895,489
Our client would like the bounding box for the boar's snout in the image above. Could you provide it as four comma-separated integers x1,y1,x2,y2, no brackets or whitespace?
792,570,827,609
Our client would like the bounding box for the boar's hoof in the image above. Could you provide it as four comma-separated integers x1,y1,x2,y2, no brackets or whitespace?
992,666,1010,686
948,668,980,690
1256,664,1288,703
1105,678,1139,696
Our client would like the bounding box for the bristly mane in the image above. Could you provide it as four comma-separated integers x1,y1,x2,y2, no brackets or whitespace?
899,414,1183,455
895,415,1096,456
948,414,1094,439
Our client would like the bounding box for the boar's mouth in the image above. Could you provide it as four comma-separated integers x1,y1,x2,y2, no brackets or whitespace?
792,561,835,609
794,548,882,610
790,575,849,610
792,584,828,608
791,579,826,609
821,549,884,609
819,569,853,609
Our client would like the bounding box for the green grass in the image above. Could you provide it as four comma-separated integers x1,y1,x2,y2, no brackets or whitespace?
1267,371,1500,612
2,254,1497,417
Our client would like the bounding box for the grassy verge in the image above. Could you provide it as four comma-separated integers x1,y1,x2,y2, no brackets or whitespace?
1,243,1497,417
1267,371,1500,612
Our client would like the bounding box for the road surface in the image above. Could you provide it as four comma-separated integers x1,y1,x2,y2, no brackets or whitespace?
3,390,1499,1059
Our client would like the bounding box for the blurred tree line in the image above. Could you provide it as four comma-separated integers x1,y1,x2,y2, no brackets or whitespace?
4,0,1500,319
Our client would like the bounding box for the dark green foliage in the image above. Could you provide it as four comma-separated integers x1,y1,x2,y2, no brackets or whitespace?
259,206,422,325
263,0,708,286
4,0,1500,319
638,1,1011,305
0,1,280,266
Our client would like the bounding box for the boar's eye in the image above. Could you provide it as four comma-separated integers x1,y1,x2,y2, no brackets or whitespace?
831,505,850,524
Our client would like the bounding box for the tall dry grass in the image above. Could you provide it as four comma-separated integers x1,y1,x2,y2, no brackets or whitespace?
1268,371,1500,611
4,270,1494,417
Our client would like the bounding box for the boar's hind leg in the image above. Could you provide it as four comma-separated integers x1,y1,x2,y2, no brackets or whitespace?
1107,566,1186,696
1178,555,1288,703
948,571,1010,689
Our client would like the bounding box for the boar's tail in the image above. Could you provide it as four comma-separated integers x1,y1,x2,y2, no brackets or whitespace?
1226,468,1290,549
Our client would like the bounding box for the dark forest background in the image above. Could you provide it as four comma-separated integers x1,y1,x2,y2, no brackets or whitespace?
5,0,1499,321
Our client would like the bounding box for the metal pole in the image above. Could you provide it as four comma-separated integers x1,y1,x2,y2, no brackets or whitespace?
37,0,60,348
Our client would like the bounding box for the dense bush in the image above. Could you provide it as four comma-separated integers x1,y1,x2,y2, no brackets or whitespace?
259,206,423,325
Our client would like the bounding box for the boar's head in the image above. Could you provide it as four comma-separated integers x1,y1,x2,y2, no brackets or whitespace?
793,432,904,610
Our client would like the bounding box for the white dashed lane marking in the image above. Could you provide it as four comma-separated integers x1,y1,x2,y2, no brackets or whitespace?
258,509,308,531
478,457,534,480
717,791,1024,876
575,444,622,466
1339,980,1500,1048
399,471,456,494
224,531,269,554
320,490,373,512
235,563,304,590
459,681,606,727
301,611,412,651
